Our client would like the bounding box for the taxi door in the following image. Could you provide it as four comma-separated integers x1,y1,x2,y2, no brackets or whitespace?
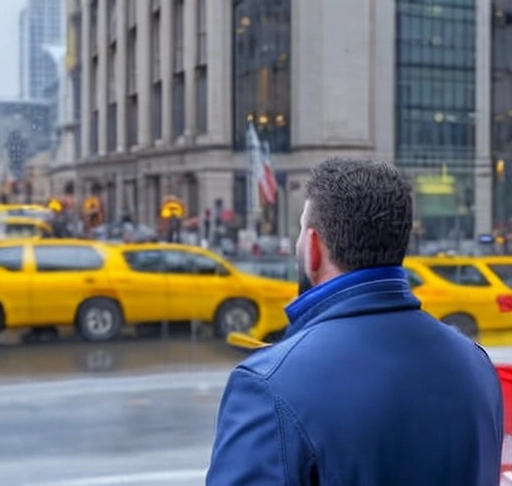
29,244,110,326
111,249,167,323
0,243,30,327
162,249,233,322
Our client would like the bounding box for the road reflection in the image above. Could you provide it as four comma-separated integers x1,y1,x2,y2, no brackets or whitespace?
0,323,243,382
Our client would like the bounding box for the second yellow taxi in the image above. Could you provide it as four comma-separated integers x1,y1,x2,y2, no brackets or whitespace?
0,239,297,342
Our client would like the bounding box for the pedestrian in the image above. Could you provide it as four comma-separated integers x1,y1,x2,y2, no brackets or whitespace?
206,158,503,485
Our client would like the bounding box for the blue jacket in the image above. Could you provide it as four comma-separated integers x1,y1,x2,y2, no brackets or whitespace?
207,267,503,486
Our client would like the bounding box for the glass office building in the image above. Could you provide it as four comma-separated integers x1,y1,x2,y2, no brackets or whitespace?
396,0,476,241
492,0,512,230
232,0,291,153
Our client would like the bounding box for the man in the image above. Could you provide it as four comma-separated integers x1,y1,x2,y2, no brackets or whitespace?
207,158,503,485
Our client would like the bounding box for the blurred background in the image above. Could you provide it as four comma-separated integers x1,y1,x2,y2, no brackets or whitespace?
1,0,512,485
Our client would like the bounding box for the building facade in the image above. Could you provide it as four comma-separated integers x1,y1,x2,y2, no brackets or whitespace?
68,0,493,243
492,0,512,233
19,0,66,100
0,99,52,202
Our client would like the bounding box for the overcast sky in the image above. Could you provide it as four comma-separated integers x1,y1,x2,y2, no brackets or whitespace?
0,0,26,99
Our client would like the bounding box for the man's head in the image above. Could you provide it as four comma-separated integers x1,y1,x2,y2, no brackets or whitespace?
296,158,413,294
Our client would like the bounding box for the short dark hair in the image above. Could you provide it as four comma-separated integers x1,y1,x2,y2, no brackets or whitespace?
304,158,413,271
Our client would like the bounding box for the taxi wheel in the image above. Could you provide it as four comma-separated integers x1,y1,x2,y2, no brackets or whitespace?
442,313,478,339
77,298,123,342
214,299,258,338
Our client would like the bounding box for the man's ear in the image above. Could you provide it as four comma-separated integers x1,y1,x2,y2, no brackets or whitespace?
308,229,322,273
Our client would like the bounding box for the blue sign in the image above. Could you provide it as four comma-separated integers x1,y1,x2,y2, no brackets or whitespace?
478,234,494,244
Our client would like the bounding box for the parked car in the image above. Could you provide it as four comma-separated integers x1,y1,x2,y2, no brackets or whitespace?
0,240,296,342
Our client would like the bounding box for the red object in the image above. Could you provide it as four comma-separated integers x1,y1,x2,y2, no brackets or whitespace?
221,209,235,223
497,296,512,313
497,366,512,475
257,154,277,206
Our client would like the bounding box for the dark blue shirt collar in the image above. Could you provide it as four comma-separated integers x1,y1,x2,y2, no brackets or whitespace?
285,266,413,336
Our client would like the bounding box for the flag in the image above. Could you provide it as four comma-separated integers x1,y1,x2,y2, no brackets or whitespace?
246,122,277,206
262,141,278,205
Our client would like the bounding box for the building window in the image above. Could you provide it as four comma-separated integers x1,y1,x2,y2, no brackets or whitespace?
90,57,98,155
90,110,99,155
173,0,184,72
127,27,137,95
233,0,291,152
152,81,162,141
172,0,185,139
151,10,162,141
90,0,98,56
107,103,117,152
127,94,138,147
152,11,161,81
492,1,512,227
108,44,116,104
195,67,207,134
127,0,136,27
195,0,207,134
197,0,207,65
107,0,116,43
396,1,476,165
396,0,477,241
172,74,185,139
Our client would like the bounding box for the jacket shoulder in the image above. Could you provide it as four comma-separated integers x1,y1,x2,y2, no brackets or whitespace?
238,329,314,380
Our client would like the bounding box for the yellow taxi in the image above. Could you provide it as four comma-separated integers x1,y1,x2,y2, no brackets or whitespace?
114,243,297,338
0,240,297,342
403,255,512,337
0,216,54,239
0,204,52,220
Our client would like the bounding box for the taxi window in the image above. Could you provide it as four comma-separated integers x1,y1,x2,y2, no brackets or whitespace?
488,264,512,288
0,246,23,272
5,224,38,238
191,254,228,276
35,246,104,272
428,264,490,287
123,250,163,273
161,251,227,275
162,251,191,274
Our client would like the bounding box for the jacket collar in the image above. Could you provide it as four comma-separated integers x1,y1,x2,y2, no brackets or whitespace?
284,266,420,339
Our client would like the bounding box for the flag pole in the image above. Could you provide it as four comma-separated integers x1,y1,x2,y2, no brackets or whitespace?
246,121,262,239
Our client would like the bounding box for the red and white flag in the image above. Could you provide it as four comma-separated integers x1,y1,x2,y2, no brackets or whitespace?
246,122,277,206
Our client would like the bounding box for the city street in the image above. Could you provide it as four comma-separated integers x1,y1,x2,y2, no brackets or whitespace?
0,329,511,485
0,328,242,486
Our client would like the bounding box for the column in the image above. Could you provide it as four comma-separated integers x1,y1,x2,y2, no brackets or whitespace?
136,0,152,148
80,0,91,159
116,0,127,152
183,0,197,140
374,0,396,160
475,0,492,236
207,0,232,144
160,0,173,144
98,0,108,155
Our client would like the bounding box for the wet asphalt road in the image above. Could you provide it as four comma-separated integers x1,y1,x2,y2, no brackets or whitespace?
0,325,511,485
0,325,242,486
